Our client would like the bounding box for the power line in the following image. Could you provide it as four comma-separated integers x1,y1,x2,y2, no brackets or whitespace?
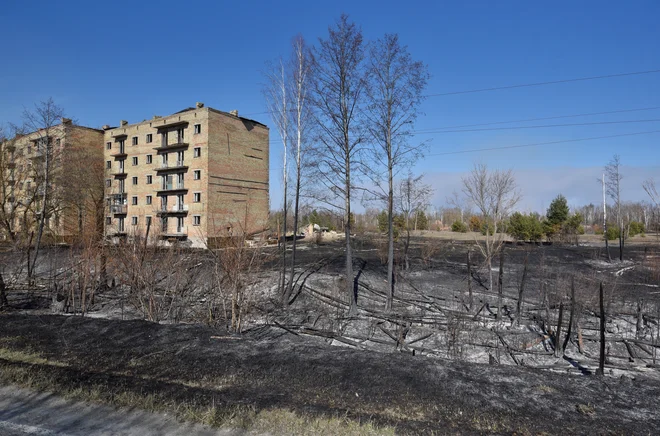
255,106,660,147
413,118,660,135
242,68,660,117
412,106,660,132
427,130,660,157
424,69,660,97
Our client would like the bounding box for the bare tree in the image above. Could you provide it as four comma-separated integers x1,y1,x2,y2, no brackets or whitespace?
396,173,432,271
461,164,520,291
263,57,290,302
286,35,312,305
310,14,366,315
364,34,429,310
18,98,65,280
605,155,623,261
643,178,659,208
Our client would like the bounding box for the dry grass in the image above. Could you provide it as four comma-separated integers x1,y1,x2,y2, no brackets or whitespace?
0,346,394,435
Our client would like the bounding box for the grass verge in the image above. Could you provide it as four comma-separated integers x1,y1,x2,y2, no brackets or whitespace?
0,347,394,436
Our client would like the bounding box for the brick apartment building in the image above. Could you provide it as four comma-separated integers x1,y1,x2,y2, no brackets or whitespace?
0,120,104,242
103,103,269,248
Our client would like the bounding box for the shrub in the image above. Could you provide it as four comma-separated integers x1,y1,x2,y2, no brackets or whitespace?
451,220,468,233
508,212,543,242
481,222,494,236
468,215,483,232
605,225,620,241
629,221,645,237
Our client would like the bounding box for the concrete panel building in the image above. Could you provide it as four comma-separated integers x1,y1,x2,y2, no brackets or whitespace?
103,103,269,248
0,120,104,242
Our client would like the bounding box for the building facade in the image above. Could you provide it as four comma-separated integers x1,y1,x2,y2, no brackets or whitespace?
0,120,104,243
103,103,269,248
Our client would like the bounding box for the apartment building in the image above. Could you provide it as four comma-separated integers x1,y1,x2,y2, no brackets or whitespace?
0,119,104,242
103,103,269,248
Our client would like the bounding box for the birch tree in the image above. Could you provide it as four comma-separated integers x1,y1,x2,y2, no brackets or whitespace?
263,58,290,301
310,14,366,315
285,35,312,305
461,164,520,291
364,34,429,310
605,155,624,261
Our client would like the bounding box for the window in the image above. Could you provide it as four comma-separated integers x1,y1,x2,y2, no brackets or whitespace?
146,195,152,205
56,139,61,147
193,215,201,226
146,216,152,227
132,136,138,146
132,176,138,185
194,147,201,158
106,142,112,150
132,156,138,166
131,216,138,226
106,160,111,169
27,145,32,154
106,216,112,225
146,175,152,184
146,134,153,143
146,154,153,164
106,179,111,187
132,196,138,205
193,170,201,180
194,124,201,134
193,192,201,203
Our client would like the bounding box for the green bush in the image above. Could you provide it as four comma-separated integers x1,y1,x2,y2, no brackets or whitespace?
605,225,620,241
629,221,645,237
451,220,468,233
481,222,494,236
508,212,543,242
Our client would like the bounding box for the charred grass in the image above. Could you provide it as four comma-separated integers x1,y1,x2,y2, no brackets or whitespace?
1,314,660,435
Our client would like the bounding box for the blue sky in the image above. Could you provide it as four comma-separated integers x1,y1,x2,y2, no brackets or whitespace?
1,1,659,212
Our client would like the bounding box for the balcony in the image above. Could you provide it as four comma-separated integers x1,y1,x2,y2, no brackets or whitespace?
110,205,127,215
112,169,127,179
111,193,127,202
156,183,187,196
160,226,188,240
155,160,188,173
153,120,189,131
153,141,188,153
4,144,16,152
110,150,127,159
156,204,189,216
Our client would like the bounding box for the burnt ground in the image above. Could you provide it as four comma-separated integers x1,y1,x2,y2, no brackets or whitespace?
1,313,660,435
1,235,660,434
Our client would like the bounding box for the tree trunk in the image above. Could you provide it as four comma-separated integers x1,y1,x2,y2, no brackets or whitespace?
497,249,504,319
597,281,606,375
386,161,394,311
0,273,9,309
31,140,51,283
636,299,644,339
516,252,528,324
562,277,576,351
467,249,473,312
555,302,564,357
346,164,356,316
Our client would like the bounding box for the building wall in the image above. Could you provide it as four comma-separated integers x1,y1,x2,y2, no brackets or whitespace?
207,109,269,240
1,122,103,242
103,105,269,248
